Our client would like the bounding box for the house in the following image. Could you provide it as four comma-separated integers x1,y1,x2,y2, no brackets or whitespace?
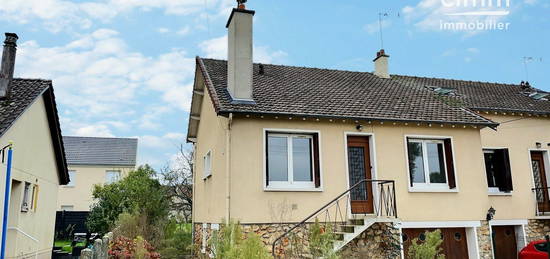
57,136,138,212
0,33,69,258
187,4,550,259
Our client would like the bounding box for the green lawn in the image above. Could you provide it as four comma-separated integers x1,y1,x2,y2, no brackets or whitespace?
54,240,86,253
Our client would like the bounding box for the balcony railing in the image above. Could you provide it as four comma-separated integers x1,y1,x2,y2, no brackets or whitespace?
271,179,397,258
533,187,550,216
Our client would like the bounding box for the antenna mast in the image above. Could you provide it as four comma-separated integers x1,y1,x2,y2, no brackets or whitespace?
378,13,388,49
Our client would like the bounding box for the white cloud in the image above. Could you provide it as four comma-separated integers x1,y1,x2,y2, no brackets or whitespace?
466,47,480,53
199,35,288,64
177,26,191,36
74,125,115,137
157,27,170,34
17,29,195,117
0,0,234,32
364,20,392,34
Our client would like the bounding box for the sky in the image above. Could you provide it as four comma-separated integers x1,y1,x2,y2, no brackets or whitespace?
0,0,548,170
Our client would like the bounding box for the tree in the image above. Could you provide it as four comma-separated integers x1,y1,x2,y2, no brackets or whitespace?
160,145,193,222
408,229,445,259
86,165,170,234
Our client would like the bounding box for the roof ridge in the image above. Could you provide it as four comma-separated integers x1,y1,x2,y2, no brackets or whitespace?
13,78,53,82
198,57,374,75
63,135,138,140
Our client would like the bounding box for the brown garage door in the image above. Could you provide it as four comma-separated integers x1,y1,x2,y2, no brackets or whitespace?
403,228,469,259
492,225,517,259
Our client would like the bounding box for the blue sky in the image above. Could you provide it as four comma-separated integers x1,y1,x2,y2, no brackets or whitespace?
1,0,548,170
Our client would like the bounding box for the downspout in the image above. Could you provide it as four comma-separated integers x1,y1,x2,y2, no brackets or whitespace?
225,113,233,223
1,143,13,259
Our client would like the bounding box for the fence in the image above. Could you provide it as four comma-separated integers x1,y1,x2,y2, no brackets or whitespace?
80,232,112,259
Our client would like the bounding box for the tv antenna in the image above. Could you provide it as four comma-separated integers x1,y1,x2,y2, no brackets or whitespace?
522,56,543,81
378,12,388,49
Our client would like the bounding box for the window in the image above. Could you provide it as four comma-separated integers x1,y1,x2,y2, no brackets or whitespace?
60,205,74,211
265,132,320,189
483,149,513,193
407,138,456,190
21,182,31,212
203,151,212,179
105,170,121,184
66,170,76,187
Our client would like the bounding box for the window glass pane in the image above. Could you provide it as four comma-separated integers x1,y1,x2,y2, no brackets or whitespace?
427,143,446,183
408,141,426,183
106,170,121,184
268,136,288,181
484,151,498,187
292,137,312,182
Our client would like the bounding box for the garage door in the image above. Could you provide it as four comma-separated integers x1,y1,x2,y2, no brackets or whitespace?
402,228,469,259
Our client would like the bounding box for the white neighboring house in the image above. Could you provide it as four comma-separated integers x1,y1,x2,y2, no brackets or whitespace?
0,33,69,258
57,136,138,211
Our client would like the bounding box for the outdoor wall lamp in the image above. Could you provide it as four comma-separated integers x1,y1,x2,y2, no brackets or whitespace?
486,207,496,221
536,142,542,148
356,124,364,131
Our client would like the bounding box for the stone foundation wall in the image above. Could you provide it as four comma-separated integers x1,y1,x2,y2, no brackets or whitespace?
477,220,493,259
525,219,550,242
339,222,401,259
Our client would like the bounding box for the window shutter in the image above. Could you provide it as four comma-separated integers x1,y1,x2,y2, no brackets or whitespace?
265,133,269,186
313,133,321,188
443,139,457,189
406,138,414,187
495,149,513,192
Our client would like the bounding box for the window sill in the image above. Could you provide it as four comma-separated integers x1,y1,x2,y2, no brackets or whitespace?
408,187,458,193
62,186,75,188
488,191,512,196
264,187,323,192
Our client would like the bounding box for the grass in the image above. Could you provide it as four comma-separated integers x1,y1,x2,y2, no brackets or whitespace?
54,240,87,253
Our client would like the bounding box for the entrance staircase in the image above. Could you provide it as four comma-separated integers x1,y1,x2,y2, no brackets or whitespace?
271,179,398,258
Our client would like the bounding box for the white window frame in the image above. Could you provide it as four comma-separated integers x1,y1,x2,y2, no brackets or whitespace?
105,170,121,184
263,129,322,192
21,182,31,212
60,205,74,211
406,137,452,191
66,170,76,187
203,150,212,179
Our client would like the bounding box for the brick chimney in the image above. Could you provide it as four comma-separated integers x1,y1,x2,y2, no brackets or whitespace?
0,33,18,98
373,49,390,79
226,3,255,102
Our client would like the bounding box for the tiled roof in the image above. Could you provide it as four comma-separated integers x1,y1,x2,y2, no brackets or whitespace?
0,78,69,184
197,58,497,126
392,75,550,115
0,79,50,136
63,136,138,166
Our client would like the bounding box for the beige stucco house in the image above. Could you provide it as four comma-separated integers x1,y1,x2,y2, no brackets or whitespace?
0,33,69,258
187,4,550,259
57,136,137,211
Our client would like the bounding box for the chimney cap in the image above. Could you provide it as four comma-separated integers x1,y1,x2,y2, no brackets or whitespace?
226,8,255,28
4,33,18,45
373,49,389,62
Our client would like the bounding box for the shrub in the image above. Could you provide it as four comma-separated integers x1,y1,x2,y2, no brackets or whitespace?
309,219,339,259
108,236,161,259
408,229,445,259
210,220,270,259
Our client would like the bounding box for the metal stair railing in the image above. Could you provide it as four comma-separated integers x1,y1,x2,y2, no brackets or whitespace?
271,179,397,258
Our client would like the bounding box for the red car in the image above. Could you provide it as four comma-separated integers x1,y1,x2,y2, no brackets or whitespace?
519,240,549,259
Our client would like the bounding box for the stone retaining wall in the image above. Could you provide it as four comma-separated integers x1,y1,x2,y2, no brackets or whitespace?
525,219,550,242
339,222,401,259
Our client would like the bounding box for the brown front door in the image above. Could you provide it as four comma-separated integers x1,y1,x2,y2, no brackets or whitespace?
531,152,550,213
347,136,374,214
402,228,469,259
492,226,517,259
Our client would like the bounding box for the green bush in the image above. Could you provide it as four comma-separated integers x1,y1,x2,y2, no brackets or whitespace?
210,220,270,259
408,229,445,259
309,219,339,259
